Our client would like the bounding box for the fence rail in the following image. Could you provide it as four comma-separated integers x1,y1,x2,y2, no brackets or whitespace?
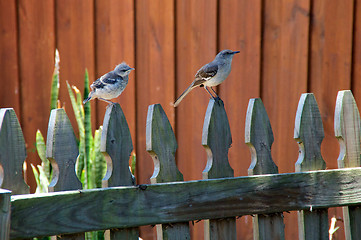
1,90,361,240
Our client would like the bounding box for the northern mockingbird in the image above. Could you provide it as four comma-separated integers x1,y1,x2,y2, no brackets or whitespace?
174,49,239,107
83,62,134,104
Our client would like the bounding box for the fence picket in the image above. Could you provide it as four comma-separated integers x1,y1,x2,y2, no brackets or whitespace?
245,98,285,240
334,90,361,239
294,93,328,240
146,103,190,240
101,103,139,239
202,99,236,240
46,108,84,240
0,108,29,194
0,189,11,240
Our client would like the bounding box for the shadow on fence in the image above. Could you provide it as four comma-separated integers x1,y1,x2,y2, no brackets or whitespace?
1,90,361,240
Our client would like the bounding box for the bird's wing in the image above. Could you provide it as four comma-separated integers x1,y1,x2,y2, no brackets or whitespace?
90,72,118,89
195,62,218,81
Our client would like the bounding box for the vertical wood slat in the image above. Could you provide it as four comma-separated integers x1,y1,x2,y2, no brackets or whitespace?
245,98,285,240
202,99,236,240
46,108,84,240
0,0,20,114
334,90,361,239
0,108,29,195
55,0,96,135
146,104,190,240
309,0,354,170
17,0,55,191
94,0,136,133
0,189,11,240
294,93,328,240
101,103,139,239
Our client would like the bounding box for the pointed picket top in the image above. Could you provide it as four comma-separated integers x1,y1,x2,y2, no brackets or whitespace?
334,90,361,168
146,104,183,184
202,99,234,179
245,98,278,175
147,104,190,239
0,108,29,194
46,108,82,192
295,94,328,240
294,93,326,172
101,103,134,187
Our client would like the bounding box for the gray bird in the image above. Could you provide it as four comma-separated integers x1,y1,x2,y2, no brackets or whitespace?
174,49,240,107
83,62,134,104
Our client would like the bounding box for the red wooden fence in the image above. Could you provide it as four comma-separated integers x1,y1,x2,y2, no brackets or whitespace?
1,0,360,239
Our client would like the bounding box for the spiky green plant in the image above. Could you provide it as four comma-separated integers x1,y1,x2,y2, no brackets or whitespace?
32,50,108,240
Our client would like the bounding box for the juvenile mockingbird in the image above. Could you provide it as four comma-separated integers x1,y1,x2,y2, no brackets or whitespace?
83,62,134,104
174,49,240,107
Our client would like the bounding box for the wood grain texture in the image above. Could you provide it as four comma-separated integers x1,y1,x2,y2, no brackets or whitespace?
334,90,361,240
261,0,310,172
94,0,136,135
146,104,183,184
245,98,284,240
335,90,361,168
261,2,311,237
202,99,236,240
46,109,82,192
135,4,175,236
46,108,83,239
218,0,262,175
353,0,361,104
294,93,328,240
0,0,20,114
175,0,217,187
146,103,190,239
309,0,354,170
55,0,96,136
101,103,139,240
17,0,55,192
294,93,326,172
10,167,361,239
135,0,175,185
246,98,278,175
218,1,262,237
0,108,29,194
101,103,134,187
0,189,11,240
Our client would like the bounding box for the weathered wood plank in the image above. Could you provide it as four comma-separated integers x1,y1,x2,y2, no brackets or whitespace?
245,98,284,240
146,104,190,240
0,189,11,240
0,0,20,114
0,108,29,194
294,93,328,240
334,90,361,240
202,99,236,240
101,103,138,239
9,167,361,239
46,108,83,240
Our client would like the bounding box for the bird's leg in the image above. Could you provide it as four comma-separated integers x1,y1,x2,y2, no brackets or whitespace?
204,86,217,100
98,98,114,105
210,87,221,100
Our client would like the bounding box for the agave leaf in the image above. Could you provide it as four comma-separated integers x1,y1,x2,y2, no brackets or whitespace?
35,130,51,180
50,49,60,110
37,165,50,193
84,69,92,188
93,127,105,188
31,164,41,193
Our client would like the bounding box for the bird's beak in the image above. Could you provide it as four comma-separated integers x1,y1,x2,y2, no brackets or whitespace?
127,68,135,72
232,51,240,54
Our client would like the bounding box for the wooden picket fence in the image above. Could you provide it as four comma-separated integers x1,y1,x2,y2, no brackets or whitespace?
1,90,361,240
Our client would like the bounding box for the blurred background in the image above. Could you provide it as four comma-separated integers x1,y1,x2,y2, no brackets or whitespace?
1,0,360,239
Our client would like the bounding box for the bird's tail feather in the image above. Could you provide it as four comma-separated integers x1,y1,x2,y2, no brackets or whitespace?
174,83,197,107
83,95,92,104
